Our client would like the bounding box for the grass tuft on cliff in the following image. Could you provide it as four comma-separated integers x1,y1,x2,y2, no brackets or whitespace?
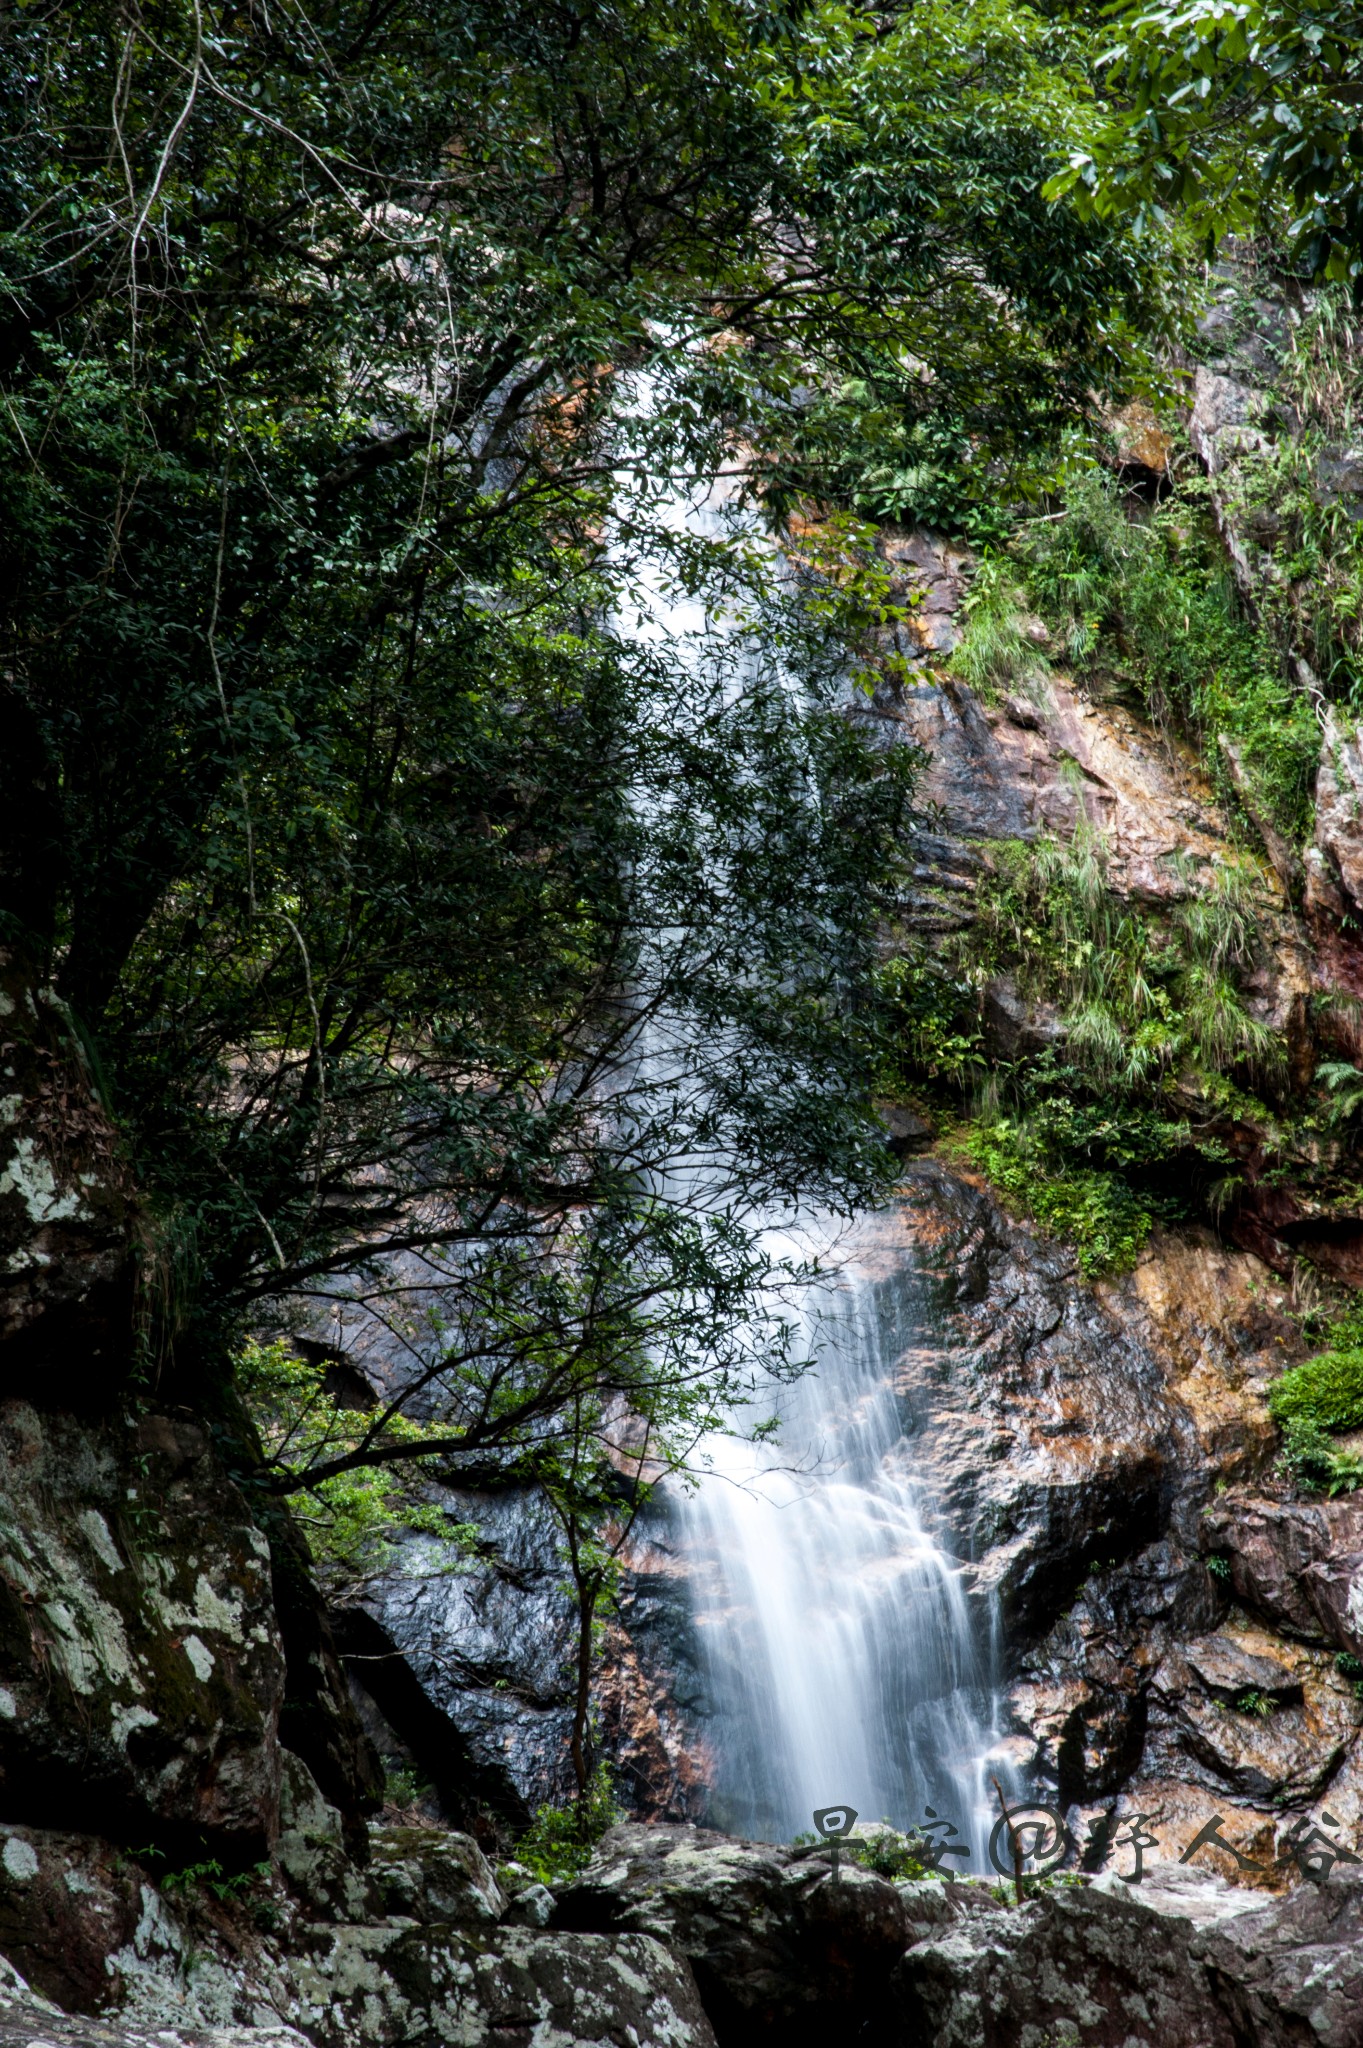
1269,1328,1363,1495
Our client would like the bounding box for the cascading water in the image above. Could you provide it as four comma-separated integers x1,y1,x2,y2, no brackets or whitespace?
613,448,1016,1865
673,1216,1016,1866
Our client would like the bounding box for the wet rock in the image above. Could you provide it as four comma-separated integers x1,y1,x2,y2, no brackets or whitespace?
877,527,970,663
880,651,1270,919
1307,1549,1363,1663
1140,1624,1362,1809
596,1551,711,1824
868,1172,1287,1642
1012,1538,1222,1802
1201,1489,1363,1643
1184,1631,1307,1706
0,1399,285,1859
341,1493,579,1826
875,1102,934,1156
288,1921,717,2048
552,1821,908,2046
331,1603,515,1832
343,1466,708,1832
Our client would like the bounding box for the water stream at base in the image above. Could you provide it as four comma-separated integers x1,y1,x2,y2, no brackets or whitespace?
675,1222,1015,1863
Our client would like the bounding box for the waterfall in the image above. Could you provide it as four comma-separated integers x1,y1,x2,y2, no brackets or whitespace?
674,1216,1014,1866
604,450,1015,1863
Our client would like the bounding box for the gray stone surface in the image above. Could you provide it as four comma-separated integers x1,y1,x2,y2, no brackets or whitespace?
899,1865,1363,2048
367,1823,505,1925
289,1921,716,2048
553,1822,910,2044
0,1400,285,1858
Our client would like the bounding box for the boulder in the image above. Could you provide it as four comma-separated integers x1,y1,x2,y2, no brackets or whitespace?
897,1864,1363,2048
0,1400,285,1859
1141,1626,1360,1807
1200,1865,1363,2045
367,1825,505,1925
336,1493,580,1826
1199,1489,1363,1664
1305,1550,1363,1662
287,1922,716,2048
260,1502,383,1852
0,1951,310,2048
275,1755,374,1924
0,1826,142,2012
0,1824,295,2035
552,1822,909,2045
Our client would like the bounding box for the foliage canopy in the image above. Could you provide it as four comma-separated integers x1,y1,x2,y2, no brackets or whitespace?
0,0,1160,1509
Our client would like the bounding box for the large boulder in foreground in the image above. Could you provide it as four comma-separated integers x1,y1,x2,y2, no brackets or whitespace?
289,1923,716,2048
552,1822,909,2045
900,1864,1363,2048
556,1822,1363,2048
4,1810,1363,2048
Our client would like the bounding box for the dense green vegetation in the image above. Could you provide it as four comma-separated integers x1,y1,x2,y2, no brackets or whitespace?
877,466,1303,1277
512,1764,623,1886
0,0,1179,1790
5,0,1362,1775
1050,0,1363,287
877,242,1363,1282
0,0,1151,1456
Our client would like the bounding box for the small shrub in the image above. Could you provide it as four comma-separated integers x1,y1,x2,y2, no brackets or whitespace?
845,1827,934,1881
383,1762,431,1810
874,954,985,1092
954,1116,1153,1278
1278,1414,1363,1496
1269,1348,1363,1434
514,1766,621,1887
162,1857,270,1902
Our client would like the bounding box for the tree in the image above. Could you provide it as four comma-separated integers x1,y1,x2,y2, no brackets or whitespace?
0,0,1159,1506
1046,0,1363,286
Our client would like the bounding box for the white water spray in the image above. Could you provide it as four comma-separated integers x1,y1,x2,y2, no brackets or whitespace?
612,447,1014,1863
673,1220,1015,1865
